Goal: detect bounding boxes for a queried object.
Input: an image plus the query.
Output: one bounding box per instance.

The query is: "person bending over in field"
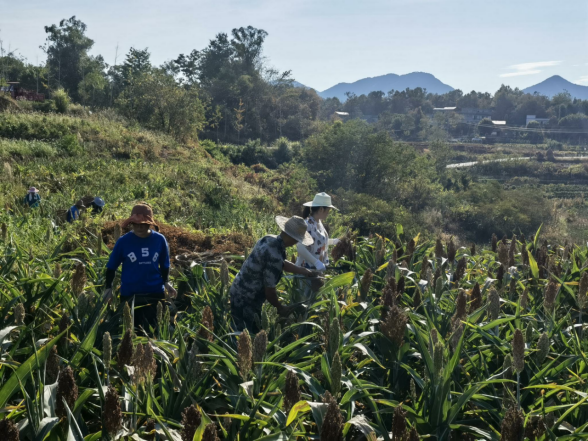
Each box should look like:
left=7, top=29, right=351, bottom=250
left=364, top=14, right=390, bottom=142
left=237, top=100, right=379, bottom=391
left=24, top=187, right=41, bottom=208
left=230, top=215, right=321, bottom=333
left=103, top=203, right=177, bottom=334
left=66, top=199, right=85, bottom=223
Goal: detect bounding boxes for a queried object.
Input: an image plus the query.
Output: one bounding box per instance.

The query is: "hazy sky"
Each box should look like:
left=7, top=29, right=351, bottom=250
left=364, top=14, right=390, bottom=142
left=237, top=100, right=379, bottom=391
left=2, top=0, right=587, bottom=93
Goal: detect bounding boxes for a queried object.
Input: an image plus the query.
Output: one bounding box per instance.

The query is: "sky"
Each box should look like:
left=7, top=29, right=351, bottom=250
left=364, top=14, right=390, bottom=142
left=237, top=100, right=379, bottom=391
left=1, top=0, right=587, bottom=93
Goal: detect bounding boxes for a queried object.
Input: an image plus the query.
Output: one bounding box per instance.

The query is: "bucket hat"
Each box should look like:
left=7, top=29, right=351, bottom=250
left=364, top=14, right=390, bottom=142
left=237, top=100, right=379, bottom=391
left=122, top=203, right=157, bottom=228
left=275, top=216, right=313, bottom=246
left=93, top=197, right=105, bottom=207
left=28, top=187, right=39, bottom=193
left=303, top=192, right=337, bottom=210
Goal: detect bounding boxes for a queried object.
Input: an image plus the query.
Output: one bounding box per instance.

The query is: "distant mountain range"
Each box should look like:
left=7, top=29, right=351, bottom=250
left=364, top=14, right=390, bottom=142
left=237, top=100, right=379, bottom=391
left=293, top=72, right=588, bottom=101
left=523, top=75, right=588, bottom=100
left=313, top=72, right=454, bottom=101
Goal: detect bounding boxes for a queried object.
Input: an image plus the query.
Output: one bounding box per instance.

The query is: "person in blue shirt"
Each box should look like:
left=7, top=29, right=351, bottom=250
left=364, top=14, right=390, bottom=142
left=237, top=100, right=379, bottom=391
left=66, top=200, right=85, bottom=223
left=24, top=187, right=41, bottom=208
left=103, top=203, right=176, bottom=334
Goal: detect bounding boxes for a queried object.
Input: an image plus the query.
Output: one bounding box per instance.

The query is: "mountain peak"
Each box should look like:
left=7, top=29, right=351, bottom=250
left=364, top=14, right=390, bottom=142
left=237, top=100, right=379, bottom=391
left=523, top=75, right=588, bottom=99
left=318, top=72, right=454, bottom=101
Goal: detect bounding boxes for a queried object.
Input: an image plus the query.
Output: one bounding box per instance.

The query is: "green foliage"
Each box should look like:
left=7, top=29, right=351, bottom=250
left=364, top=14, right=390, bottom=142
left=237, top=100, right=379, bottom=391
left=52, top=88, right=71, bottom=113
left=116, top=69, right=206, bottom=141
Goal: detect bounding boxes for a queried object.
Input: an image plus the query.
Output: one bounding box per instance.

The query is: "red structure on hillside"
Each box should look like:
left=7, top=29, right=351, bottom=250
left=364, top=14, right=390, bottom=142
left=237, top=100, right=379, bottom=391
left=1, top=82, right=44, bottom=101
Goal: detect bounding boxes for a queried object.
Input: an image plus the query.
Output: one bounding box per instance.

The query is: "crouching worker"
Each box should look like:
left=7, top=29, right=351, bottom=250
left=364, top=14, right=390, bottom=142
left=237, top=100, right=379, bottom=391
left=230, top=215, right=321, bottom=332
left=103, top=203, right=177, bottom=334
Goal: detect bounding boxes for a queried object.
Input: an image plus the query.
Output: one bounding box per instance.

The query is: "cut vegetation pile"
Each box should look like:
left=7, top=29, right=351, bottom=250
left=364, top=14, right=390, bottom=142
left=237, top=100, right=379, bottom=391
left=101, top=221, right=253, bottom=258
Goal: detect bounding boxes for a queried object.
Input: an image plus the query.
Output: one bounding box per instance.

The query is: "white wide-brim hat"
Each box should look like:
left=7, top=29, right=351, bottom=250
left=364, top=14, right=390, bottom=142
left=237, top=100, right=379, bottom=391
left=275, top=215, right=313, bottom=246
left=303, top=192, right=338, bottom=210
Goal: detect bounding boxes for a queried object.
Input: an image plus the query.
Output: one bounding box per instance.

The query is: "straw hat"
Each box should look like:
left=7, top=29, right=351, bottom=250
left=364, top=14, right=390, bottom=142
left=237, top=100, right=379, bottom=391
left=303, top=192, right=337, bottom=210
left=275, top=216, right=313, bottom=245
left=122, top=203, right=157, bottom=228
left=28, top=187, right=39, bottom=193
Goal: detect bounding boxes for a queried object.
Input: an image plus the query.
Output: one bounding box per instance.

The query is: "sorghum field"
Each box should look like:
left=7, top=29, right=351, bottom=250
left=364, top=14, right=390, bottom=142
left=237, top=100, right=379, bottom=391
left=1, top=213, right=587, bottom=441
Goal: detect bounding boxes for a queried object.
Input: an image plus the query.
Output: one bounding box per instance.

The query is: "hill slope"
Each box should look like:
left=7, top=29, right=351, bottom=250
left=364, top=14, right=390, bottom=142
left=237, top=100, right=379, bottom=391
left=318, top=72, right=454, bottom=101
left=523, top=75, right=588, bottom=99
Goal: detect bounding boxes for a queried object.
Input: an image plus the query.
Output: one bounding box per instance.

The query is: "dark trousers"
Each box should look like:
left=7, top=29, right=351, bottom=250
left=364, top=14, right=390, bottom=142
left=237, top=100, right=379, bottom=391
left=231, top=302, right=260, bottom=334
left=122, top=292, right=166, bottom=335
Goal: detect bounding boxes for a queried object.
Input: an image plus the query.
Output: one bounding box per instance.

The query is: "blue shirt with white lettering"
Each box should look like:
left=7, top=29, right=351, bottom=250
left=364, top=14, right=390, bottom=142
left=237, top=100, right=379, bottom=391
left=106, top=230, right=170, bottom=296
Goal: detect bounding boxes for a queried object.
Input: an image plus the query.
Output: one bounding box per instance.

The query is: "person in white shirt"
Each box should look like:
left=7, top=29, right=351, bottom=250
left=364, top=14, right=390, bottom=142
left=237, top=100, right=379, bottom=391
left=295, top=192, right=340, bottom=272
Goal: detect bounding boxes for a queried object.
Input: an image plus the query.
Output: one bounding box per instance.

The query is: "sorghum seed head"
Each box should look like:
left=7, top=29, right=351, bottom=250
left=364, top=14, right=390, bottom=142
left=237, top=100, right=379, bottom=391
left=470, top=282, right=482, bottom=313
left=123, top=302, right=132, bottom=333
left=103, top=332, right=112, bottom=372
left=360, top=268, right=373, bottom=299
left=145, top=419, right=156, bottom=441
left=320, top=391, right=344, bottom=441
left=329, top=317, right=341, bottom=359
left=488, top=288, right=500, bottom=320
left=56, top=366, right=78, bottom=419
left=70, top=263, right=86, bottom=297
left=284, top=370, right=301, bottom=413
left=117, top=329, right=134, bottom=369
left=537, top=332, right=550, bottom=364
left=407, top=427, right=419, bottom=441
left=13, top=303, right=25, bottom=325
left=220, top=259, right=230, bottom=286
left=238, top=329, right=252, bottom=380
left=520, top=287, right=529, bottom=310
left=46, top=345, right=60, bottom=384
left=380, top=305, right=408, bottom=347
left=433, top=342, right=444, bottom=377
left=525, top=323, right=533, bottom=344
left=53, top=263, right=62, bottom=279
left=103, top=386, right=122, bottom=436
left=454, top=290, right=467, bottom=322
left=447, top=238, right=457, bottom=263
left=201, top=423, right=220, bottom=441
left=435, top=238, right=444, bottom=259
left=521, top=243, right=529, bottom=266
left=181, top=405, right=202, bottom=441
left=253, top=330, right=268, bottom=364
left=0, top=418, right=19, bottom=441
left=199, top=306, right=214, bottom=342
left=156, top=302, right=163, bottom=324
left=498, top=242, right=509, bottom=267
left=513, top=329, right=525, bottom=374
left=330, top=352, right=342, bottom=398
left=454, top=257, right=467, bottom=283
left=500, top=406, right=524, bottom=441
left=491, top=234, right=498, bottom=253
left=392, top=404, right=407, bottom=440
left=544, top=281, right=558, bottom=314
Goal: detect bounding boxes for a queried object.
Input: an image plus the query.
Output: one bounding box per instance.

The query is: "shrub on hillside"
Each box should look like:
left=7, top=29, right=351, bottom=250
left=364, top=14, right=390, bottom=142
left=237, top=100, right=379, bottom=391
left=52, top=89, right=70, bottom=114
left=58, top=134, right=83, bottom=156
left=451, top=181, right=551, bottom=242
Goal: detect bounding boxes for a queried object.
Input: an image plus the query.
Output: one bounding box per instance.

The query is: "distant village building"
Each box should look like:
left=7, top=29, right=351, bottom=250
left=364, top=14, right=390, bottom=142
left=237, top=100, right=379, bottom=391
left=526, top=115, right=550, bottom=126
left=433, top=107, right=493, bottom=123
left=332, top=111, right=350, bottom=121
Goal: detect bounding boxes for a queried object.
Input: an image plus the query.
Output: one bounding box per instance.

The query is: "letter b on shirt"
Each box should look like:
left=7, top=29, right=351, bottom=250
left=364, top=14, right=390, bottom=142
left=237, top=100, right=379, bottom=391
left=128, top=252, right=137, bottom=262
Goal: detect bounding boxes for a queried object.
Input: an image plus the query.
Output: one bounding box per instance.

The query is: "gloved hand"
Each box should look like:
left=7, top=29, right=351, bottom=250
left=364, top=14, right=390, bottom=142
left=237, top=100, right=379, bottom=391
left=102, top=288, right=113, bottom=303
left=331, top=238, right=340, bottom=246
left=314, top=261, right=326, bottom=271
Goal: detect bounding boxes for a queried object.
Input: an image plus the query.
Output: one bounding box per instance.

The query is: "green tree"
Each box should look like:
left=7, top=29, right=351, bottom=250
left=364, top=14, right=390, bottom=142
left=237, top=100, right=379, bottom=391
left=525, top=120, right=544, bottom=144
left=477, top=118, right=494, bottom=136
left=116, top=69, right=205, bottom=141
left=43, top=16, right=104, bottom=101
